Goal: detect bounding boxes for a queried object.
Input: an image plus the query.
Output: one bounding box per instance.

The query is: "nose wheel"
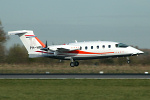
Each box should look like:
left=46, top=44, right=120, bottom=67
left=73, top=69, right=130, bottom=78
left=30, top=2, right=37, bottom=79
left=127, top=57, right=130, bottom=64
left=127, top=60, right=130, bottom=64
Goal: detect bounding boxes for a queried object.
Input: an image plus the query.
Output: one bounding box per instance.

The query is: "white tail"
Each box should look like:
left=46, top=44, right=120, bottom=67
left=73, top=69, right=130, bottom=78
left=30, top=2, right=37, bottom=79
left=8, top=30, right=46, bottom=58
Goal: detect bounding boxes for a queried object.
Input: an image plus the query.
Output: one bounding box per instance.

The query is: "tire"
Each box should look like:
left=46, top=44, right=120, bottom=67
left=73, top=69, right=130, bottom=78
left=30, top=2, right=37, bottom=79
left=74, top=61, right=79, bottom=66
left=70, top=62, right=75, bottom=67
left=127, top=60, right=130, bottom=64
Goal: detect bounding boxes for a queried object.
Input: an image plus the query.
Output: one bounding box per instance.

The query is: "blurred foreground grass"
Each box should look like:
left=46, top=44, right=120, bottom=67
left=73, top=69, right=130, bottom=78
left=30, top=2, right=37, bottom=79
left=0, top=79, right=150, bottom=100
left=0, top=63, right=150, bottom=74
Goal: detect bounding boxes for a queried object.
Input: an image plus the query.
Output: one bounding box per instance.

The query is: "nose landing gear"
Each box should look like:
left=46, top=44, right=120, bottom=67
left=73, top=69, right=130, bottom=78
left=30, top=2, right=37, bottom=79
left=127, top=57, right=130, bottom=64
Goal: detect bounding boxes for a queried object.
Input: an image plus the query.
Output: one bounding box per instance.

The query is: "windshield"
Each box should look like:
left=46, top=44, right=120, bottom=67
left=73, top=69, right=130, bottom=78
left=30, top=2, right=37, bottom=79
left=116, top=43, right=128, bottom=48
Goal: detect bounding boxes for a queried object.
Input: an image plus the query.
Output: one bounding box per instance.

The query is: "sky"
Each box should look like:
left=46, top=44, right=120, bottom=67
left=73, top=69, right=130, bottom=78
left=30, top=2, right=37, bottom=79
left=0, top=0, right=150, bottom=49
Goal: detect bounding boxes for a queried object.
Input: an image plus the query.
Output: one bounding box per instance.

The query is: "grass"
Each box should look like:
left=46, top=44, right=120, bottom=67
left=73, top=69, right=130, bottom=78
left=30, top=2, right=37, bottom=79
left=0, top=79, right=150, bottom=100
left=0, top=63, right=150, bottom=74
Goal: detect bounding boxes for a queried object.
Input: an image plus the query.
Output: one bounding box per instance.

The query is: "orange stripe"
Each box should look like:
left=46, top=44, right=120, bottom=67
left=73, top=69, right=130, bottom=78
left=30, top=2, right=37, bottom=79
left=35, top=37, right=46, bottom=47
left=68, top=50, right=114, bottom=54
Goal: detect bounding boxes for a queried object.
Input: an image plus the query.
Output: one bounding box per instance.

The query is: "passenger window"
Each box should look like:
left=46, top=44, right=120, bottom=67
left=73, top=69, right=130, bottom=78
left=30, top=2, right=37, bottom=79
left=102, top=45, right=105, bottom=48
left=97, top=46, right=99, bottom=49
left=108, top=45, right=111, bottom=48
left=80, top=46, right=82, bottom=50
left=85, top=46, right=88, bottom=50
left=91, top=46, right=93, bottom=49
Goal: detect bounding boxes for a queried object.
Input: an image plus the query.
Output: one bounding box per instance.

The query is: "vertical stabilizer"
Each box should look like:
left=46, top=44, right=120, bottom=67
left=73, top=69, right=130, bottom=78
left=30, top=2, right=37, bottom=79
left=8, top=30, right=46, bottom=58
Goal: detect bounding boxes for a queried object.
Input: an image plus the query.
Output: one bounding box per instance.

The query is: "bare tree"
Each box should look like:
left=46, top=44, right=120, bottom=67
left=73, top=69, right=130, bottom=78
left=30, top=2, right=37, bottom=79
left=0, top=20, right=9, bottom=63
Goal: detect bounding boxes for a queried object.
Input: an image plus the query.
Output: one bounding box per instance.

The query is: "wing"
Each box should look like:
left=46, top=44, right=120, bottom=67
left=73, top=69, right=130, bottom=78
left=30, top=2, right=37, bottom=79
left=57, top=48, right=70, bottom=52
left=48, top=45, right=80, bottom=52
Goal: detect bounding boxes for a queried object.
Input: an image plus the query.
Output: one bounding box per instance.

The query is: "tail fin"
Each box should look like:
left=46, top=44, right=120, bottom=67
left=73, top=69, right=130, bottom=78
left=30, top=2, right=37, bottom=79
left=8, top=30, right=46, bottom=58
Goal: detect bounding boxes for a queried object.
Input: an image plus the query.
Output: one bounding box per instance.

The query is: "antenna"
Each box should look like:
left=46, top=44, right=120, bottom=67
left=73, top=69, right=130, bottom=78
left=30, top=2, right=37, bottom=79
left=75, top=40, right=77, bottom=43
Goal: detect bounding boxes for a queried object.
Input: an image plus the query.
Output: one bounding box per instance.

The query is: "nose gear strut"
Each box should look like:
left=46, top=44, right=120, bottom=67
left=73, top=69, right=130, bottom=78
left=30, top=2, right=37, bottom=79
left=126, top=57, right=130, bottom=64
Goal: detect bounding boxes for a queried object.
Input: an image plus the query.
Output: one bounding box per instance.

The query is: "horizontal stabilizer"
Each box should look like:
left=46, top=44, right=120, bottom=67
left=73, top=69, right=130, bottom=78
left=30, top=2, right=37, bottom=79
left=8, top=30, right=29, bottom=35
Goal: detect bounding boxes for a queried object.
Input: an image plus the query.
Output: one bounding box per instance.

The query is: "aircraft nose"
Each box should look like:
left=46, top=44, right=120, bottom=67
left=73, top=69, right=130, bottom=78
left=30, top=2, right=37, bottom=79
left=137, top=50, right=144, bottom=54
left=129, top=47, right=144, bottom=55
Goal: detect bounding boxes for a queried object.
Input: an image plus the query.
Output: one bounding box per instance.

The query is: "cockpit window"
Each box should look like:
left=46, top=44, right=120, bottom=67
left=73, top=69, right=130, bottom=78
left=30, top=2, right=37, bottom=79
left=116, top=43, right=128, bottom=48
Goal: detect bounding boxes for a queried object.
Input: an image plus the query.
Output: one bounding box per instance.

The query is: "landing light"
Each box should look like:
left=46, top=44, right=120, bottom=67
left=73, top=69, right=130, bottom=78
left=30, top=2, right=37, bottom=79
left=99, top=71, right=104, bottom=74
left=145, top=72, right=149, bottom=74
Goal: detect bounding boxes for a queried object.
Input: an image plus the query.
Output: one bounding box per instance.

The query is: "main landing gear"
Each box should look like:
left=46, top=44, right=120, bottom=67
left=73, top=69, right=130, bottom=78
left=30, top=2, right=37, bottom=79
left=70, top=58, right=79, bottom=67
left=70, top=61, right=79, bottom=67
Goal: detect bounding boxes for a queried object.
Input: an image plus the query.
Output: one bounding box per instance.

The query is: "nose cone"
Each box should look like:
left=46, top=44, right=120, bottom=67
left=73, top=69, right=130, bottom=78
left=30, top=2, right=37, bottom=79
left=138, top=50, right=144, bottom=54
left=128, top=47, right=144, bottom=55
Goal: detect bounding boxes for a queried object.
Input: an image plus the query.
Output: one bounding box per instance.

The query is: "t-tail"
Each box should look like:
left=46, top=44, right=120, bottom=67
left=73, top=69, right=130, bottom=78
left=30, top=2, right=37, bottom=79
left=8, top=30, right=47, bottom=58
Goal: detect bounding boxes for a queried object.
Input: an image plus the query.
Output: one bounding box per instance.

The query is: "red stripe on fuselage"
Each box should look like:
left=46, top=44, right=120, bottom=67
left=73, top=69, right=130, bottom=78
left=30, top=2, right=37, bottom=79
left=68, top=50, right=114, bottom=55
left=25, top=35, right=35, bottom=36
left=35, top=50, right=114, bottom=55
left=35, top=51, right=53, bottom=54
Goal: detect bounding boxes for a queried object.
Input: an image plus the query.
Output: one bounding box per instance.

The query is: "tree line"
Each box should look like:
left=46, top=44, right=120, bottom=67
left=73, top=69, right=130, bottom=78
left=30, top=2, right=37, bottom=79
left=0, top=20, right=150, bottom=65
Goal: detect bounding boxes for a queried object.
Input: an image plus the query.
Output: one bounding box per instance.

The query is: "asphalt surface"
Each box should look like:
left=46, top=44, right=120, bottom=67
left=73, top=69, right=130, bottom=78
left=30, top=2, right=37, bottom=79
left=0, top=74, right=150, bottom=79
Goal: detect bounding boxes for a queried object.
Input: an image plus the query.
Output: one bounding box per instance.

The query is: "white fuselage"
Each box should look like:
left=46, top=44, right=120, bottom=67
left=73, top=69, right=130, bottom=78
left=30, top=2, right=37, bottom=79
left=46, top=41, right=143, bottom=60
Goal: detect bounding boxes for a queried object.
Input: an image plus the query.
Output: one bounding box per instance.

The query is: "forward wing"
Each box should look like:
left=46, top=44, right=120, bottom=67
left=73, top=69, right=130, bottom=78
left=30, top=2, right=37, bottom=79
left=48, top=45, right=80, bottom=52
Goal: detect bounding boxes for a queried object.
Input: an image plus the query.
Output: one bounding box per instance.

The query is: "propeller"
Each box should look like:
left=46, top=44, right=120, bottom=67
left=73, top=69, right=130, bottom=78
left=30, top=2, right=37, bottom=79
left=40, top=40, right=48, bottom=51
left=45, top=40, right=47, bottom=48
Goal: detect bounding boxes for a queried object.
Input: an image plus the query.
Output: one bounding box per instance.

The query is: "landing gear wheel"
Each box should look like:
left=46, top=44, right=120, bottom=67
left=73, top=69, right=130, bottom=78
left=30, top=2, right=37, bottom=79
left=127, top=60, right=130, bottom=64
left=70, top=62, right=75, bottom=67
left=74, top=61, right=79, bottom=66
left=126, top=57, right=130, bottom=64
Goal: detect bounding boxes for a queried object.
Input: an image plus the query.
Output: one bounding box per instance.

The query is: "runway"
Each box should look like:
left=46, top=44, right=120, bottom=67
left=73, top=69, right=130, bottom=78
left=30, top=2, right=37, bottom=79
left=0, top=74, right=150, bottom=79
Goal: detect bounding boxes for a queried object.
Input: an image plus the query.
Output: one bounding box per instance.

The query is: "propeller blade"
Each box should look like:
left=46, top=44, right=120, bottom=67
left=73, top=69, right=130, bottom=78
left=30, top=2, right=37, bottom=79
left=41, top=48, right=48, bottom=51
left=45, top=40, right=47, bottom=48
left=40, top=40, right=48, bottom=51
